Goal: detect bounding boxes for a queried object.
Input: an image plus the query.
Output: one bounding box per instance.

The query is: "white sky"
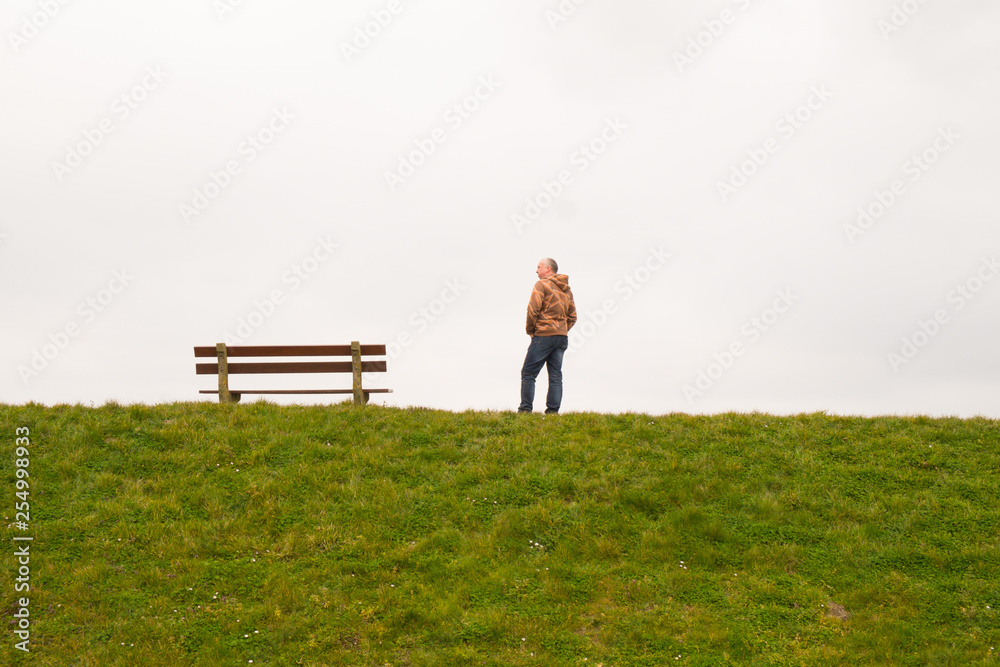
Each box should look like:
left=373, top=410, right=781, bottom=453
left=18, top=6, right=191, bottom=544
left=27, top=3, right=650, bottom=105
left=3, top=0, right=1000, bottom=417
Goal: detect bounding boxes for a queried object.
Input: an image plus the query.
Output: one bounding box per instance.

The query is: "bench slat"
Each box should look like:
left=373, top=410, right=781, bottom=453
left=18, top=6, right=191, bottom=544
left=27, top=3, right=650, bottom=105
left=193, top=344, right=386, bottom=358
left=196, top=361, right=387, bottom=375
left=199, top=389, right=393, bottom=394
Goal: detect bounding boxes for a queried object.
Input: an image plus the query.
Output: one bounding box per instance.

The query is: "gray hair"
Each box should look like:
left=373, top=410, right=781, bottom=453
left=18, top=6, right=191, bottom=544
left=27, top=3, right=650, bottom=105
left=543, top=257, right=558, bottom=273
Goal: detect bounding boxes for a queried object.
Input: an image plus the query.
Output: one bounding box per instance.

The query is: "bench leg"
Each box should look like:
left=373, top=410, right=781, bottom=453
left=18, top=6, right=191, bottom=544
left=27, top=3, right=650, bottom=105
left=351, top=341, right=365, bottom=405
left=217, top=343, right=236, bottom=404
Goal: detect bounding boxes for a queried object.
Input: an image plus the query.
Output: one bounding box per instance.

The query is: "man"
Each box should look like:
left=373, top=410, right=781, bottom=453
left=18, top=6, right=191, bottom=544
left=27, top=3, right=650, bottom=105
left=519, top=258, right=577, bottom=414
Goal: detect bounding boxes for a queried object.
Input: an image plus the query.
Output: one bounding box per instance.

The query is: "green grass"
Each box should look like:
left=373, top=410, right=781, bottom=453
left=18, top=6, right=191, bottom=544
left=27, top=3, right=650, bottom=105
left=1, top=402, right=998, bottom=665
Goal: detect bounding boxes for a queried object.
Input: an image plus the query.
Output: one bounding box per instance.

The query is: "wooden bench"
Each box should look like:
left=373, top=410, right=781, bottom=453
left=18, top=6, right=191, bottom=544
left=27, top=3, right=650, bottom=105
left=194, top=342, right=392, bottom=404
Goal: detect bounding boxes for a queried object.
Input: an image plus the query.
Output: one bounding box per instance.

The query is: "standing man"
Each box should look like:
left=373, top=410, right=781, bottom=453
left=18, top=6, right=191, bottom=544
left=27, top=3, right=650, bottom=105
left=519, top=258, right=577, bottom=414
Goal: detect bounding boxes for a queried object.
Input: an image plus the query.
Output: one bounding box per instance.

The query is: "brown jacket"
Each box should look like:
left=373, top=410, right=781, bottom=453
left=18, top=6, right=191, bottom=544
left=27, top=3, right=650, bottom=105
left=526, top=274, right=577, bottom=336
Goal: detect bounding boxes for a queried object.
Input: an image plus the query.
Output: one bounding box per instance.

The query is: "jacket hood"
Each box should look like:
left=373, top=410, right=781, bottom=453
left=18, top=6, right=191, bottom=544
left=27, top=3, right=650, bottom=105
left=546, top=273, right=571, bottom=293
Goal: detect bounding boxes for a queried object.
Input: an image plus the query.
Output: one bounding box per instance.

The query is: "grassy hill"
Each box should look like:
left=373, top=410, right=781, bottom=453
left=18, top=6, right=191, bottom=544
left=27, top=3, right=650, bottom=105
left=1, top=402, right=998, bottom=666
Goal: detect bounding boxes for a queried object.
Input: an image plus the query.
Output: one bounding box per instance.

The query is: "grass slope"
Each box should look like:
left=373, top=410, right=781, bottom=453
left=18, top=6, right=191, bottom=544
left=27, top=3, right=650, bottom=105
left=1, top=403, right=998, bottom=666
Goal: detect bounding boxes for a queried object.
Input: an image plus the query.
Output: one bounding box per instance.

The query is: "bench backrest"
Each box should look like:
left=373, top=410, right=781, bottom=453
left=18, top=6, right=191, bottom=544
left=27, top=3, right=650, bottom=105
left=194, top=342, right=387, bottom=403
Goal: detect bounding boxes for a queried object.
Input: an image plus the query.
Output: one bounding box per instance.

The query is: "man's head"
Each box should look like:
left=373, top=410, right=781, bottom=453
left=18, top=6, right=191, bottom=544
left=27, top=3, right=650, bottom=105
left=536, top=258, right=558, bottom=279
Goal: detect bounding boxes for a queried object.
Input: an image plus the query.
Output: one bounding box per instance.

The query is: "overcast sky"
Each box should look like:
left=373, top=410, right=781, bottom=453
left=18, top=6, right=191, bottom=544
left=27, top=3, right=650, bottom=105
left=3, top=0, right=999, bottom=417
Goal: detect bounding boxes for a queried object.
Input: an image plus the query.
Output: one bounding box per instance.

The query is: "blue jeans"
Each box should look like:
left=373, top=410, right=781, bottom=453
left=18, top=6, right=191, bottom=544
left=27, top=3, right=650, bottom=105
left=519, top=335, right=569, bottom=413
